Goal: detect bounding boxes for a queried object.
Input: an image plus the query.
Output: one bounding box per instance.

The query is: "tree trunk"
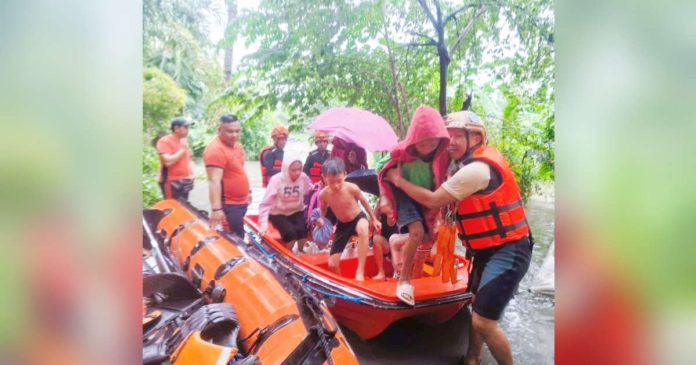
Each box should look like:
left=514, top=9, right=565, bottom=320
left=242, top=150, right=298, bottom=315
left=437, top=45, right=450, bottom=116
left=223, top=0, right=237, bottom=81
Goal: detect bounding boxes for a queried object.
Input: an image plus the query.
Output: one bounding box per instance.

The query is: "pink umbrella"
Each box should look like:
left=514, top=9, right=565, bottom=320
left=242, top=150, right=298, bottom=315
left=307, top=107, right=398, bottom=151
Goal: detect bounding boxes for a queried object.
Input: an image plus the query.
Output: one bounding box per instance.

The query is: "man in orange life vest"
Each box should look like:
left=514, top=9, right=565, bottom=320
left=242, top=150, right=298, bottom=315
left=259, top=126, right=288, bottom=188
left=386, top=111, right=533, bottom=365
left=303, top=131, right=331, bottom=184
left=156, top=117, right=195, bottom=201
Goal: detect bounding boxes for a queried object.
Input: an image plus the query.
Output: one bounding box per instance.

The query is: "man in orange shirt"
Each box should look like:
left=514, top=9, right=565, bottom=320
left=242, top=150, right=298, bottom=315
left=156, top=117, right=194, bottom=201
left=204, top=114, right=251, bottom=237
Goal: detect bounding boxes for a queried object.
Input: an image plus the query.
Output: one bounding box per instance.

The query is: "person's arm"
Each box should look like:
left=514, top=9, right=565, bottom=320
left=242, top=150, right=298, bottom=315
left=386, top=162, right=490, bottom=209
left=373, top=199, right=381, bottom=217
left=377, top=161, right=395, bottom=215
left=161, top=149, right=186, bottom=167
left=257, top=180, right=277, bottom=235
left=303, top=155, right=312, bottom=175
left=354, top=184, right=381, bottom=232
left=315, top=190, right=327, bottom=227
left=158, top=138, right=189, bottom=167
left=262, top=150, right=278, bottom=174
left=206, top=167, right=226, bottom=229
left=260, top=149, right=271, bottom=170
left=302, top=174, right=314, bottom=196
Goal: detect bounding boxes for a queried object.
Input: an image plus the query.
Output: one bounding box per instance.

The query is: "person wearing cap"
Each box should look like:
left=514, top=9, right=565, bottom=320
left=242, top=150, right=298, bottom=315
left=204, top=114, right=251, bottom=237
left=259, top=126, right=288, bottom=187
left=386, top=111, right=533, bottom=365
left=303, top=131, right=331, bottom=184
left=155, top=117, right=195, bottom=201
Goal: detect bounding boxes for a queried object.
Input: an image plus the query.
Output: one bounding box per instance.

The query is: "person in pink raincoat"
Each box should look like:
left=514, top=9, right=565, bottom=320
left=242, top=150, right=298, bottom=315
left=330, top=137, right=367, bottom=174
left=258, top=152, right=314, bottom=253
left=377, top=105, right=450, bottom=305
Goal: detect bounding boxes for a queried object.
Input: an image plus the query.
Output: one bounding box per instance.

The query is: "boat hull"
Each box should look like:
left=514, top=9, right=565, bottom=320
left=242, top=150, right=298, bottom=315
left=243, top=215, right=473, bottom=340
left=331, top=298, right=466, bottom=339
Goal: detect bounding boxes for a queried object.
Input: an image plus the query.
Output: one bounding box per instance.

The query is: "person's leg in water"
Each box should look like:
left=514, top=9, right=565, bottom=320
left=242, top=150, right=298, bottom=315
left=463, top=237, right=533, bottom=365
left=354, top=218, right=370, bottom=281
left=372, top=234, right=387, bottom=280
left=463, top=312, right=513, bottom=365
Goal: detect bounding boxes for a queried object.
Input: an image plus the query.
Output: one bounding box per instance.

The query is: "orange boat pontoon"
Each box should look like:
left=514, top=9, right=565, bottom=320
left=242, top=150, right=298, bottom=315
left=144, top=200, right=358, bottom=365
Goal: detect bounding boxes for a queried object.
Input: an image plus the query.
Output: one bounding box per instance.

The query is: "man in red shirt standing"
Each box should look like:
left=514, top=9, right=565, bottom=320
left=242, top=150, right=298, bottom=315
left=204, top=114, right=251, bottom=237
left=156, top=117, right=194, bottom=201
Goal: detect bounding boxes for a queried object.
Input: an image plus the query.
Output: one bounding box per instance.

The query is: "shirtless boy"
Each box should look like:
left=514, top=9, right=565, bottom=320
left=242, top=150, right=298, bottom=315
left=317, top=158, right=381, bottom=281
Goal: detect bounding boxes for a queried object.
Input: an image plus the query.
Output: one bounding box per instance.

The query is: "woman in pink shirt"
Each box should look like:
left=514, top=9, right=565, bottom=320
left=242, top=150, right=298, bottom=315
left=258, top=152, right=314, bottom=253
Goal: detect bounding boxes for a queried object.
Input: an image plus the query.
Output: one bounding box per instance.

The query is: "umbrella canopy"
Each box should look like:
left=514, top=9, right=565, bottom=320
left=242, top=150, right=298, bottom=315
left=345, top=169, right=379, bottom=196
left=308, top=107, right=398, bottom=152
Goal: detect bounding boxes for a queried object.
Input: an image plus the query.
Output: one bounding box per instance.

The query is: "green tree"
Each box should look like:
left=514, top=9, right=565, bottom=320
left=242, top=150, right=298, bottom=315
left=142, top=67, right=187, bottom=206
left=143, top=67, right=186, bottom=134
left=144, top=0, right=226, bottom=118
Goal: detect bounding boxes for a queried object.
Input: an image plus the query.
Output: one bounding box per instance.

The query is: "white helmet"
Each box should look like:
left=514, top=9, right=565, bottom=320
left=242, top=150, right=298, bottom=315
left=445, top=111, right=487, bottom=145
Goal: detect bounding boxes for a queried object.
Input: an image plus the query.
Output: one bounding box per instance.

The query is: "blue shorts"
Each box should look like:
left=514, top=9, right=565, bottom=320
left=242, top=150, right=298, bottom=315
left=392, top=187, right=426, bottom=234
left=469, top=235, right=533, bottom=320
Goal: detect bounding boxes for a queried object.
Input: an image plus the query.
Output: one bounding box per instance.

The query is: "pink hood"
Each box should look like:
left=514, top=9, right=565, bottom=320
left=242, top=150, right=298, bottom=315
left=377, top=105, right=450, bottom=235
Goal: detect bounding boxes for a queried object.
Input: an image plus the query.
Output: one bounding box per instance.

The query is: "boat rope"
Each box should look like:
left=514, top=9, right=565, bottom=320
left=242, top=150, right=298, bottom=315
left=303, top=285, right=364, bottom=304
left=300, top=274, right=365, bottom=304
left=240, top=314, right=300, bottom=355
left=246, top=233, right=277, bottom=260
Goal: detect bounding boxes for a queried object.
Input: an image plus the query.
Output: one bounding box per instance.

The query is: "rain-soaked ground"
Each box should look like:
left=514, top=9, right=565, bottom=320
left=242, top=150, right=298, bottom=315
left=188, top=137, right=554, bottom=364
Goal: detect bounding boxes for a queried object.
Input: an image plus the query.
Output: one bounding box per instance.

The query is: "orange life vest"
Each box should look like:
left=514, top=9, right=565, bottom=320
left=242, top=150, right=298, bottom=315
left=308, top=161, right=322, bottom=183
left=454, top=146, right=529, bottom=250
left=259, top=145, right=283, bottom=187
left=305, top=149, right=329, bottom=184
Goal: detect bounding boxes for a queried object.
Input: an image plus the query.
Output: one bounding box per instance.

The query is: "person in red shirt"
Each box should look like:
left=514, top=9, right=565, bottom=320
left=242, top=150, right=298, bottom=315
left=156, top=117, right=194, bottom=201
left=204, top=114, right=251, bottom=237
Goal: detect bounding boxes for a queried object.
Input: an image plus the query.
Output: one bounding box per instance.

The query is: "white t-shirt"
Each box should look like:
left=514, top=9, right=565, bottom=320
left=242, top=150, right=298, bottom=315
left=440, top=161, right=491, bottom=201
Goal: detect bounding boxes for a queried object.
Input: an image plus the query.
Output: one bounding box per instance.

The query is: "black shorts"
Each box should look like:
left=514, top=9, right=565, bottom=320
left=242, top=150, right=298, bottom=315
left=330, top=212, right=367, bottom=255
left=269, top=211, right=307, bottom=242
left=469, top=235, right=533, bottom=320
left=378, top=214, right=397, bottom=240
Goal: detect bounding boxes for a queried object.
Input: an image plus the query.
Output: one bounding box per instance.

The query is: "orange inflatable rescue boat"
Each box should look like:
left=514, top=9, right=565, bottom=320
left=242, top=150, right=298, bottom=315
left=243, top=215, right=474, bottom=340
left=143, top=200, right=358, bottom=365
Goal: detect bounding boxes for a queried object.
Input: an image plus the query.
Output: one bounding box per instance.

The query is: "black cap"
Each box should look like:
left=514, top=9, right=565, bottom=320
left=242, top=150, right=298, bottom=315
left=171, top=117, right=193, bottom=129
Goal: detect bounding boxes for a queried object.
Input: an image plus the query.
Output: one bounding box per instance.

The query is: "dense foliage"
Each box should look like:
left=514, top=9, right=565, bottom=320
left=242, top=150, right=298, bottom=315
left=143, top=0, right=554, bottom=204
left=142, top=67, right=187, bottom=206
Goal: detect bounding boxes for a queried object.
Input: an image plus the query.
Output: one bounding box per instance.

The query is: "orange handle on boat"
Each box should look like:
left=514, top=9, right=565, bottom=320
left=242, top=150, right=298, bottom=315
left=433, top=221, right=458, bottom=284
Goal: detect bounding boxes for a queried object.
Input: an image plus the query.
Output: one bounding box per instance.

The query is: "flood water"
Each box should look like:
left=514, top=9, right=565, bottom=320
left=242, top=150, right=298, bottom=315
left=343, top=198, right=555, bottom=365
left=188, top=136, right=554, bottom=364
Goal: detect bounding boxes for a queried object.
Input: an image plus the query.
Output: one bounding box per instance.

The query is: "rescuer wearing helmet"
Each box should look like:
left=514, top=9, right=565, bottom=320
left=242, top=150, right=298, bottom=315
left=303, top=131, right=331, bottom=184
left=386, top=110, right=533, bottom=365
left=259, top=126, right=289, bottom=188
